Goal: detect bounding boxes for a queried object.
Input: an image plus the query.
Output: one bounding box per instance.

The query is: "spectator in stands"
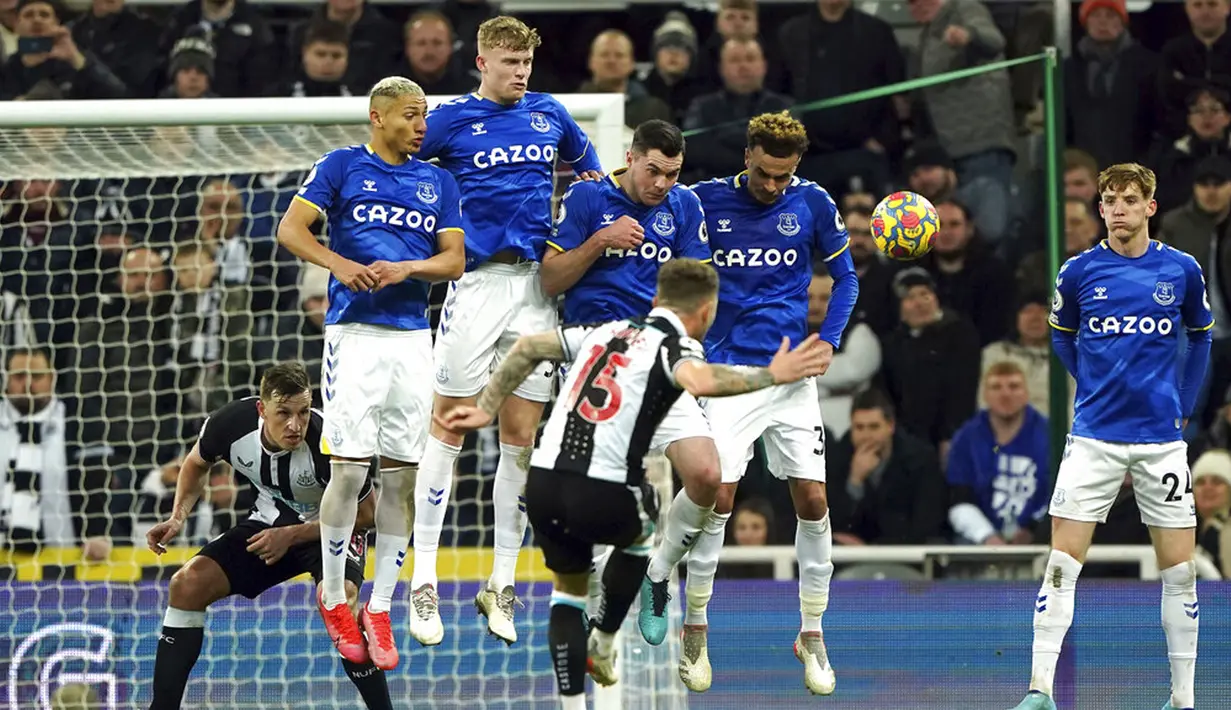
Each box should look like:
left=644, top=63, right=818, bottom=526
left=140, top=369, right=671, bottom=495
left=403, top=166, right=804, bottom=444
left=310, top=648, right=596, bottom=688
left=579, top=30, right=672, bottom=129
left=946, top=361, right=1050, bottom=545
left=682, top=38, right=792, bottom=182
left=169, top=243, right=225, bottom=433
left=76, top=247, right=176, bottom=462
left=810, top=269, right=880, bottom=440
left=1064, top=147, right=1101, bottom=204
left=718, top=496, right=776, bottom=578
left=0, top=0, right=126, bottom=100
left=2, top=347, right=112, bottom=559
left=1151, top=85, right=1231, bottom=212
left=0, top=0, right=15, bottom=62
left=695, top=0, right=769, bottom=88
left=910, top=0, right=1016, bottom=245
left=287, top=0, right=398, bottom=94
left=160, top=0, right=275, bottom=97
left=915, top=198, right=1014, bottom=346
left=642, top=11, right=706, bottom=124
left=1160, top=156, right=1231, bottom=337
left=902, top=140, right=1011, bottom=248
left=978, top=292, right=1056, bottom=416
left=1190, top=389, right=1231, bottom=462
left=1158, top=0, right=1231, bottom=140
left=273, top=262, right=328, bottom=408
left=878, top=267, right=981, bottom=462
left=195, top=179, right=249, bottom=287
left=277, top=20, right=357, bottom=98
left=1064, top=0, right=1159, bottom=169
left=777, top=0, right=905, bottom=199
left=826, top=389, right=948, bottom=546
left=843, top=205, right=897, bottom=337
left=69, top=0, right=160, bottom=98
left=1192, top=449, right=1231, bottom=573
left=439, top=0, right=496, bottom=67
left=1017, top=197, right=1101, bottom=296
left=396, top=10, right=477, bottom=96
left=159, top=34, right=216, bottom=99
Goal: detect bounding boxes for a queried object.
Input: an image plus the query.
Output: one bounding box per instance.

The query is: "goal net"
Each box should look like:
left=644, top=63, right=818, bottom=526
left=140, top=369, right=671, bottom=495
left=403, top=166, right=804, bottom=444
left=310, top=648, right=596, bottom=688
left=0, top=95, right=685, bottom=709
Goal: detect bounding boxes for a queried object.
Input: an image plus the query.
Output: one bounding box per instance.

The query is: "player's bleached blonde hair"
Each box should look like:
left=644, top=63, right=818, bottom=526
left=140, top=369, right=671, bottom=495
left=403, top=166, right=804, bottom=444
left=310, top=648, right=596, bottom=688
left=477, top=16, right=542, bottom=53
left=747, top=111, right=808, bottom=158
left=1098, top=162, right=1157, bottom=201
left=656, top=259, right=720, bottom=313
left=368, top=76, right=425, bottom=108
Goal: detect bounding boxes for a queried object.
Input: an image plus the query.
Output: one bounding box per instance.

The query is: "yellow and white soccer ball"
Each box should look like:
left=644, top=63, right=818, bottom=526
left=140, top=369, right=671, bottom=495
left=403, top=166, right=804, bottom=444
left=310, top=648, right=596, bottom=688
left=870, top=191, right=940, bottom=260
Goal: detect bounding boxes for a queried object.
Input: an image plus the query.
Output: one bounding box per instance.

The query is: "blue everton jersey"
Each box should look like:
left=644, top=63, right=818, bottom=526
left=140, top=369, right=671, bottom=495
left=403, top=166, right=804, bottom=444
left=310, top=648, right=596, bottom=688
left=295, top=145, right=463, bottom=331
left=947, top=407, right=1051, bottom=535
left=1049, top=240, right=1215, bottom=443
left=419, top=92, right=602, bottom=267
left=546, top=170, right=711, bottom=324
left=692, top=174, right=857, bottom=365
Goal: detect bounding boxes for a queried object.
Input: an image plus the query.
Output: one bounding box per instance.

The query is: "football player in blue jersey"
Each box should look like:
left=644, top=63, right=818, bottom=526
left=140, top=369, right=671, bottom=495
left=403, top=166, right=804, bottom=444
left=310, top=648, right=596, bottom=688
left=543, top=119, right=726, bottom=656
left=411, top=16, right=605, bottom=646
left=277, top=76, right=467, bottom=670
left=1010, top=163, right=1213, bottom=710
left=679, top=112, right=857, bottom=696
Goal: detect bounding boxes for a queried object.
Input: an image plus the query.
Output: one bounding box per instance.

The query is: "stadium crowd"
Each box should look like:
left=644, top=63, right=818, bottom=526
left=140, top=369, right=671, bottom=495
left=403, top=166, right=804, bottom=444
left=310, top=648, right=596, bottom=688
left=0, top=0, right=1230, bottom=578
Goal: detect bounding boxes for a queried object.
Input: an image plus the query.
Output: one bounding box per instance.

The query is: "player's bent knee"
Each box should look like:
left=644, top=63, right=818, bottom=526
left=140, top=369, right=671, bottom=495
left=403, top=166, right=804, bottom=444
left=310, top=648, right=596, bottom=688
left=170, top=558, right=228, bottom=610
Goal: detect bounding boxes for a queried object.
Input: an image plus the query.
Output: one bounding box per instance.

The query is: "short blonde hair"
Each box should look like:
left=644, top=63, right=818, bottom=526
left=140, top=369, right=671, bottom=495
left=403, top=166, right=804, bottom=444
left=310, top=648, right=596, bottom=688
left=747, top=110, right=808, bottom=158
left=477, top=16, right=541, bottom=53
left=984, top=360, right=1026, bottom=382
left=1098, top=162, right=1157, bottom=201
left=368, top=76, right=425, bottom=107
left=656, top=258, right=719, bottom=312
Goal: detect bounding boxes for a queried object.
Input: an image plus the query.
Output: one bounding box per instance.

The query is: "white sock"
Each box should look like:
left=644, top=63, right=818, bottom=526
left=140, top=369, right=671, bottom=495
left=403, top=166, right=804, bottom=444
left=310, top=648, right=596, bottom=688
left=1161, top=560, right=1198, bottom=709
left=561, top=693, right=587, bottom=710
left=491, top=442, right=531, bottom=591
left=684, top=511, right=729, bottom=626
left=163, top=607, right=206, bottom=628
left=1029, top=549, right=1082, bottom=697
left=647, top=490, right=714, bottom=583
left=797, top=514, right=833, bottom=634
left=368, top=466, right=414, bottom=614
left=319, top=460, right=369, bottom=608
left=411, top=436, right=460, bottom=589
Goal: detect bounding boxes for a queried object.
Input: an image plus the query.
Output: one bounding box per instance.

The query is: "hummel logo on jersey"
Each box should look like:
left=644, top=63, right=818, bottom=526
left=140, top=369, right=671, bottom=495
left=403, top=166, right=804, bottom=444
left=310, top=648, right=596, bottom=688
left=717, top=219, right=732, bottom=233
left=600, top=213, right=615, bottom=226
left=471, top=122, right=486, bottom=135
left=1093, top=286, right=1108, bottom=300
left=777, top=212, right=801, bottom=236
left=362, top=179, right=377, bottom=192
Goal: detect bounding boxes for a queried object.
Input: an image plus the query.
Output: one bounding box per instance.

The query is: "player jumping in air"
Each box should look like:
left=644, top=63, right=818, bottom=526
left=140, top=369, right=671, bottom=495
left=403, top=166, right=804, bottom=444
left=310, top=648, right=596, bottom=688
left=277, top=77, right=467, bottom=669
left=439, top=258, right=832, bottom=708
left=682, top=111, right=858, bottom=695
left=543, top=119, right=725, bottom=648
left=147, top=363, right=393, bottom=710
left=411, top=15, right=604, bottom=646
left=1010, top=163, right=1213, bottom=710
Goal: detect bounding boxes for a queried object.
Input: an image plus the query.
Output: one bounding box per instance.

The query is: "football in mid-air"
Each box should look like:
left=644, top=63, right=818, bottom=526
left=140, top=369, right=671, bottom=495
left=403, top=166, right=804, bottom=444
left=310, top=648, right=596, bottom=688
left=871, top=191, right=940, bottom=260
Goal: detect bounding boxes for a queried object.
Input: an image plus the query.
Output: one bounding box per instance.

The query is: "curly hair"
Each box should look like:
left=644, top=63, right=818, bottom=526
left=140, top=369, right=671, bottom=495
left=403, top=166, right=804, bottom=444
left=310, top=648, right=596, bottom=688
left=747, top=111, right=808, bottom=158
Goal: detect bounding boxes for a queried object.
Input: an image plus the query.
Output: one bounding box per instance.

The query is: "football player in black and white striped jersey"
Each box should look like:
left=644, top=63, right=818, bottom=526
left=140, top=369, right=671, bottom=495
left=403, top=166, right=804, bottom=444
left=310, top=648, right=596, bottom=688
left=145, top=363, right=392, bottom=710
left=440, top=259, right=830, bottom=707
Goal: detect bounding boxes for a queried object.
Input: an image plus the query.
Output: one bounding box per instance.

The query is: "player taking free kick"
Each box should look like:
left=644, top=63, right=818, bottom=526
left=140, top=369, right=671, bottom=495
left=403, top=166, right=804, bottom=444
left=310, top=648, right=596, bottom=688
left=1010, top=163, right=1213, bottom=710
left=438, top=259, right=832, bottom=708
left=411, top=15, right=604, bottom=647
left=277, top=77, right=467, bottom=670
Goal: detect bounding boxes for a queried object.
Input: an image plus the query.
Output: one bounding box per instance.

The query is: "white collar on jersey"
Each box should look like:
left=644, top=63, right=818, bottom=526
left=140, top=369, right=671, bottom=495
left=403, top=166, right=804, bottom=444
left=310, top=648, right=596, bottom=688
left=649, top=306, right=689, bottom=336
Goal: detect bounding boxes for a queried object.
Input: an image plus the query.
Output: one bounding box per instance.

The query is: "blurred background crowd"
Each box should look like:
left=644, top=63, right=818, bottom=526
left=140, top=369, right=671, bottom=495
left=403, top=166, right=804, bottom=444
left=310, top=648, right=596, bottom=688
left=0, top=0, right=1230, bottom=578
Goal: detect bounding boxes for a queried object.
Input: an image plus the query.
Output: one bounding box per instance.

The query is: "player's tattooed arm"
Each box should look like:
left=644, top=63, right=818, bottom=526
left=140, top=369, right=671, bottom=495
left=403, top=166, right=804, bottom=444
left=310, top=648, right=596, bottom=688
left=476, top=333, right=566, bottom=417
left=675, top=361, right=775, bottom=397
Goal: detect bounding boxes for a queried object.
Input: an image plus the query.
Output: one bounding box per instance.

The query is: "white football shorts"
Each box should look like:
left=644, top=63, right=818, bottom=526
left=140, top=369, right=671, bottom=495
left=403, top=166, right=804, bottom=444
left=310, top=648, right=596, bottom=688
left=703, top=376, right=827, bottom=484
left=1049, top=435, right=1196, bottom=528
left=649, top=392, right=712, bottom=452
left=433, top=262, right=557, bottom=403
left=321, top=323, right=432, bottom=463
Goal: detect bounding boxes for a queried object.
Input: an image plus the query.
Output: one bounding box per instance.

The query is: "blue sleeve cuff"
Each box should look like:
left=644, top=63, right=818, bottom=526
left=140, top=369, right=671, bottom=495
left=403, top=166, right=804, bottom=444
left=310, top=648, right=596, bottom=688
left=1180, top=327, right=1213, bottom=417
left=1051, top=329, right=1078, bottom=378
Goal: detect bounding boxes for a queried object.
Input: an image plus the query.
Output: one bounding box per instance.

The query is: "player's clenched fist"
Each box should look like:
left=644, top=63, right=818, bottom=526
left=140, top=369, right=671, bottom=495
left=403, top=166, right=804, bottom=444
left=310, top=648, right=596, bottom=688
left=595, top=215, right=644, bottom=251
left=369, top=260, right=411, bottom=290
left=434, top=406, right=492, bottom=434
left=767, top=335, right=832, bottom=383
left=330, top=256, right=380, bottom=292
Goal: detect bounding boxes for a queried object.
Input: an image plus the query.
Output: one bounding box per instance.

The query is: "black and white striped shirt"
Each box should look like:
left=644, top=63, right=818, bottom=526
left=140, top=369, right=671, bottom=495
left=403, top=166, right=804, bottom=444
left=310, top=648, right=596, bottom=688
left=531, top=307, right=705, bottom=486
left=197, top=397, right=373, bottom=527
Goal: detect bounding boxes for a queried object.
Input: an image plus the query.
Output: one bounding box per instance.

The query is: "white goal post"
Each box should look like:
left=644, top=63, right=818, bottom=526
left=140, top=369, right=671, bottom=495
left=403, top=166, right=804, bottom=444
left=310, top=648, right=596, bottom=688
left=0, top=93, right=697, bottom=710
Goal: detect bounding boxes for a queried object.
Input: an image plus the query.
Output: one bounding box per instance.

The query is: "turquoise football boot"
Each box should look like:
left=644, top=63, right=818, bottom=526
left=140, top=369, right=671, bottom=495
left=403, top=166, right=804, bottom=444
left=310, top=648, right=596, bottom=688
left=637, top=575, right=670, bottom=645
left=1008, top=691, right=1057, bottom=710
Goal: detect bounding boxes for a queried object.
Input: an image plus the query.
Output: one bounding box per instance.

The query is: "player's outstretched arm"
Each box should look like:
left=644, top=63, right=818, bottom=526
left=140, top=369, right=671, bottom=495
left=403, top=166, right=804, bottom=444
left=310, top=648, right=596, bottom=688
left=438, top=332, right=566, bottom=432
left=675, top=335, right=831, bottom=398
left=146, top=443, right=211, bottom=554
left=278, top=199, right=379, bottom=292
